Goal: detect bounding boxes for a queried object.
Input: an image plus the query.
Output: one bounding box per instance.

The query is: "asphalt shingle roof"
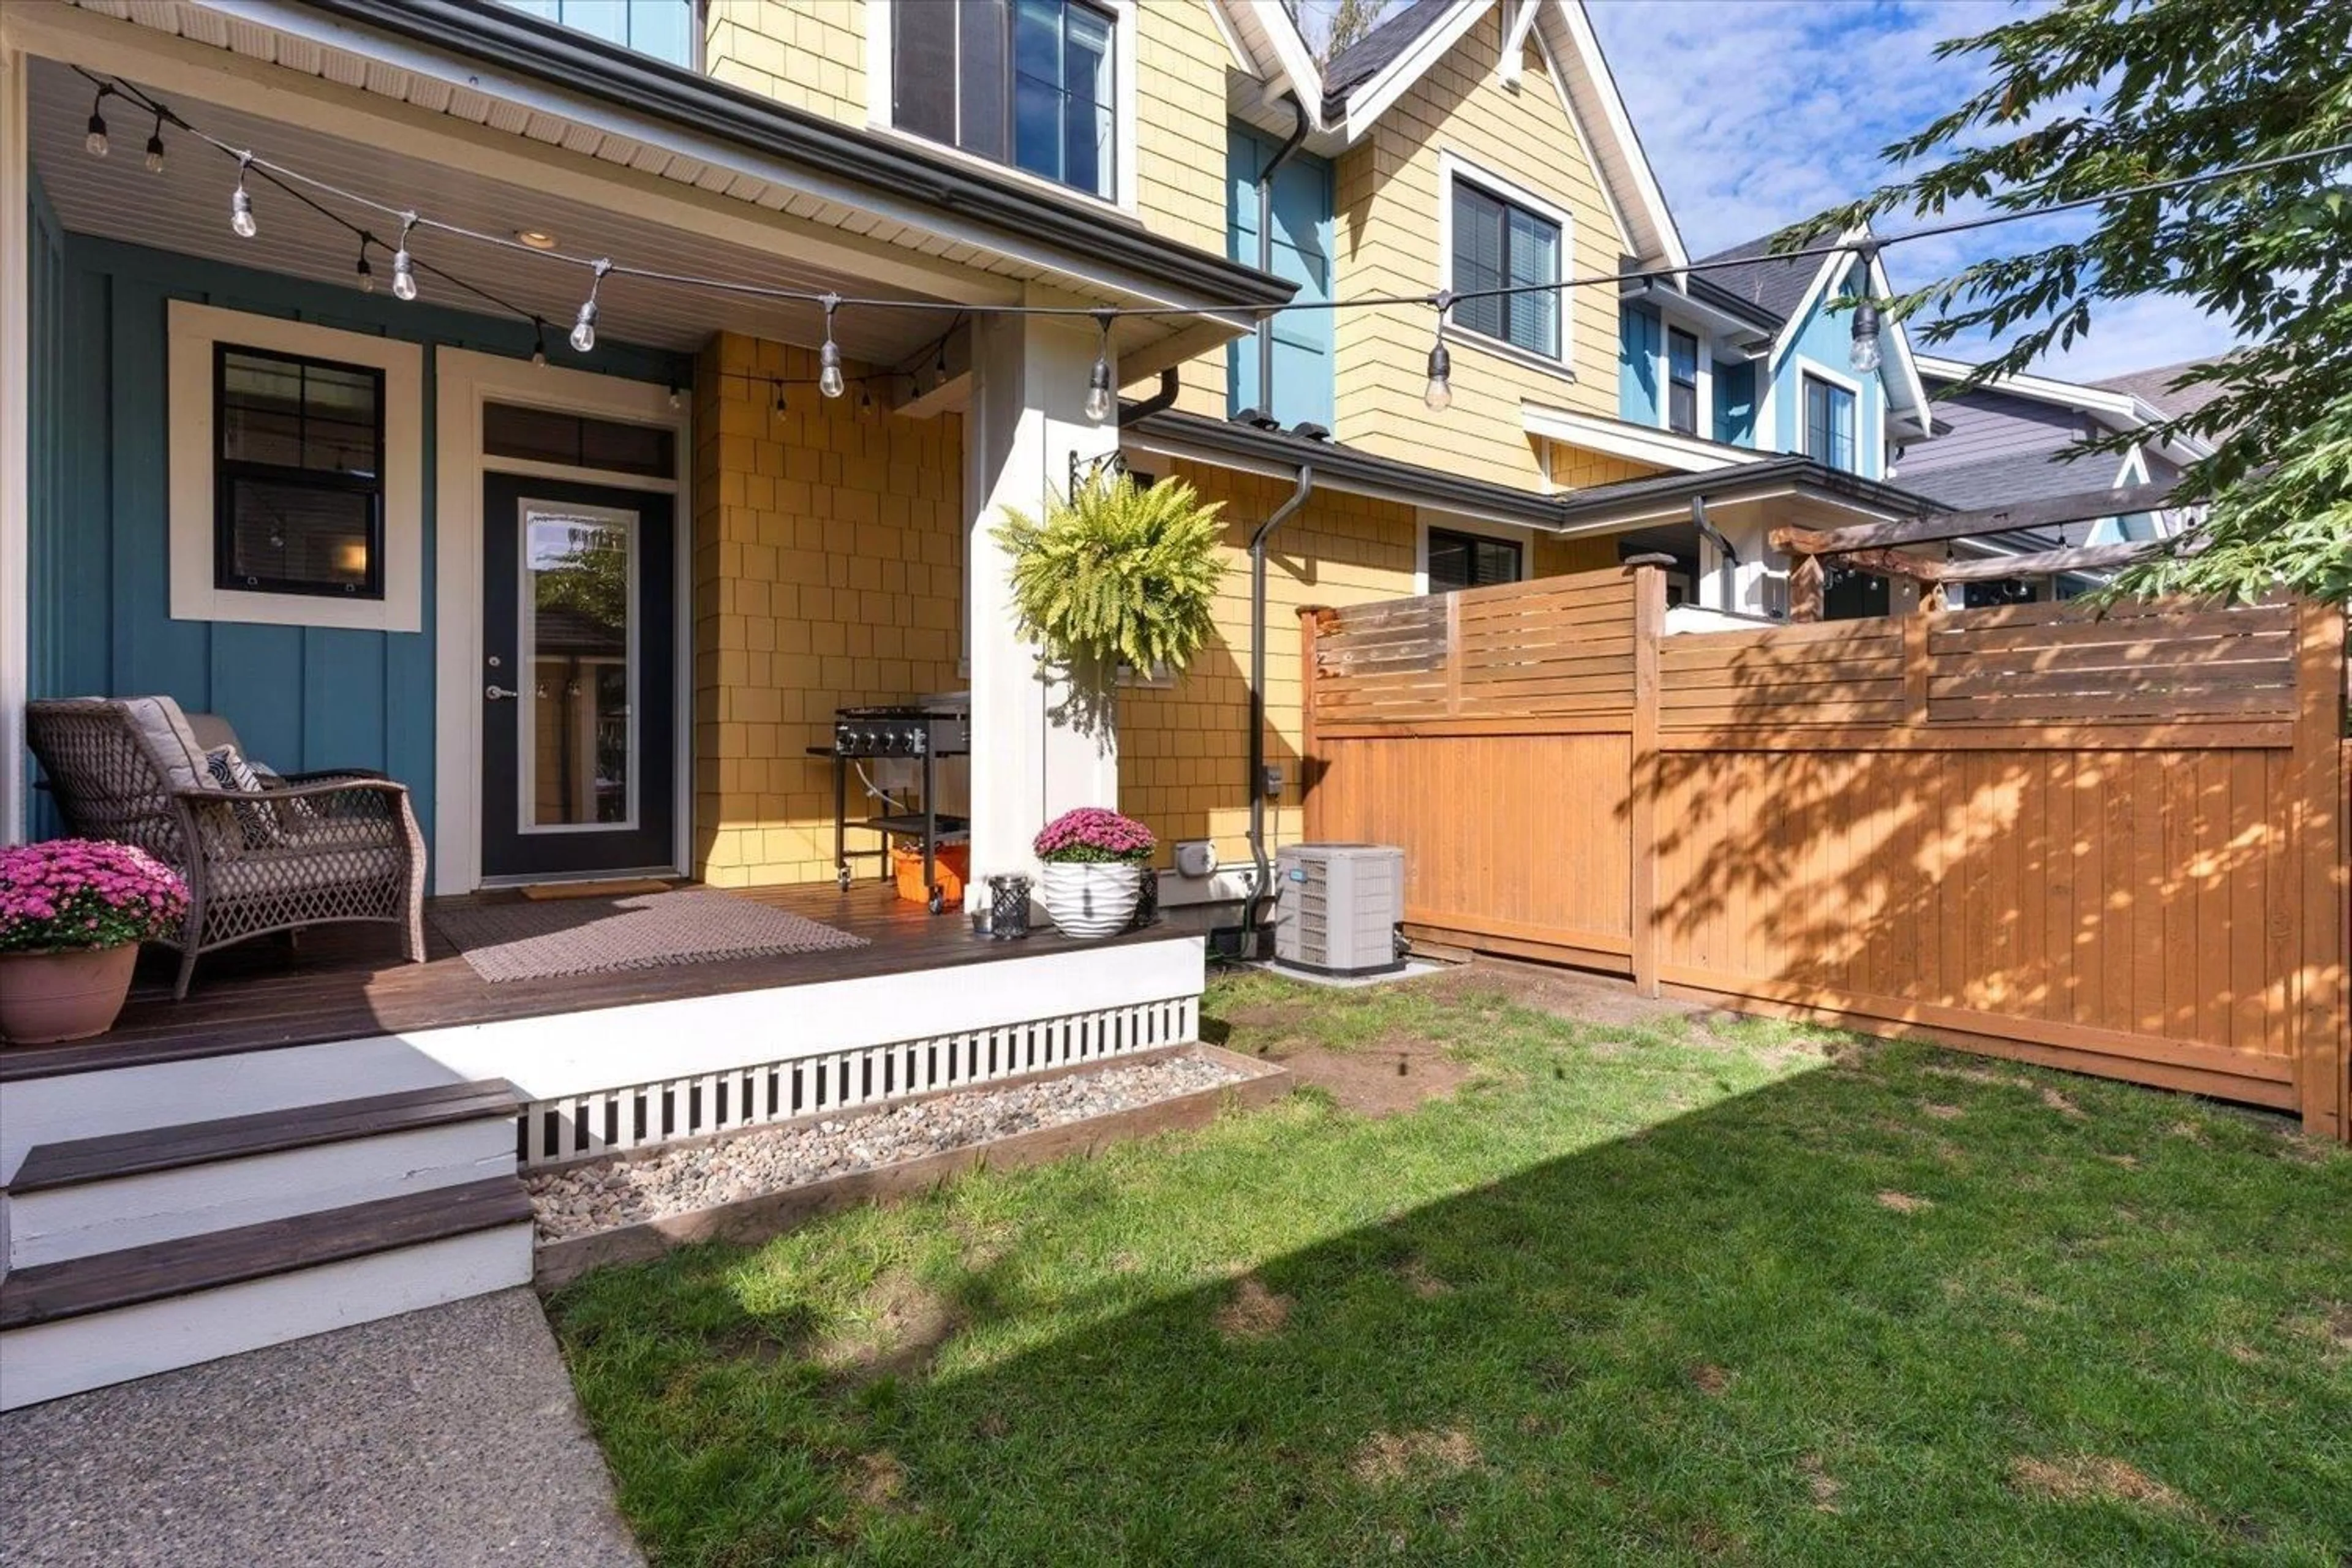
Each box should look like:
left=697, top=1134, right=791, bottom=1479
left=1903, top=448, right=2112, bottom=516
left=1319, top=0, right=1459, bottom=115
left=2090, top=358, right=2233, bottom=422
left=1689, top=233, right=1824, bottom=327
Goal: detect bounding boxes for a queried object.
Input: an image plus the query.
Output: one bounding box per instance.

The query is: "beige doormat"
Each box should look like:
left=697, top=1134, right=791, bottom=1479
left=429, top=889, right=867, bottom=982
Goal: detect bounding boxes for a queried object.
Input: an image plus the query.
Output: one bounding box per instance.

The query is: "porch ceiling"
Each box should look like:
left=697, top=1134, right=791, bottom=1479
left=26, top=58, right=950, bottom=364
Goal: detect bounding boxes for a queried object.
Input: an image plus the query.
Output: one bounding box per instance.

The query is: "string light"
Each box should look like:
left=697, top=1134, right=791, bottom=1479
left=529, top=317, right=549, bottom=368
left=70, top=64, right=2352, bottom=426
left=228, top=155, right=256, bottom=238
left=772, top=378, right=788, bottom=418
left=354, top=233, right=375, bottom=294
left=1423, top=291, right=1453, bottom=413
left=818, top=294, right=845, bottom=398
left=391, top=214, right=418, bottom=301
left=1084, top=311, right=1115, bottom=423
left=668, top=383, right=683, bottom=411
left=1849, top=243, right=1884, bottom=374
left=571, top=259, right=610, bottom=353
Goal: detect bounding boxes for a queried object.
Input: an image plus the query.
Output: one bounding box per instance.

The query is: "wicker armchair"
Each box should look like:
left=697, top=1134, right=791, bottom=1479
left=25, top=697, right=426, bottom=999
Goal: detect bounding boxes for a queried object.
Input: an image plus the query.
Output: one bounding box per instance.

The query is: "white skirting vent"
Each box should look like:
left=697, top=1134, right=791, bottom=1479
left=516, top=993, right=1200, bottom=1167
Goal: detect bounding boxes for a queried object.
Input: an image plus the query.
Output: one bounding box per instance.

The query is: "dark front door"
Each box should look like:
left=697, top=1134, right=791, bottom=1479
left=481, top=474, right=676, bottom=880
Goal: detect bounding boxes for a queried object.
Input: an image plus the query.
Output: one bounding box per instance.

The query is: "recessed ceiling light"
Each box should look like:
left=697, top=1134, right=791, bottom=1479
left=515, top=230, right=558, bottom=251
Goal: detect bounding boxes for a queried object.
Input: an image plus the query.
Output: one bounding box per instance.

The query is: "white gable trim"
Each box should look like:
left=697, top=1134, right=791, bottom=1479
left=1338, top=2, right=1491, bottom=139
left=1766, top=241, right=1933, bottom=443
left=1543, top=0, right=1686, bottom=269
left=1523, top=401, right=1749, bottom=475
left=1528, top=17, right=1632, bottom=253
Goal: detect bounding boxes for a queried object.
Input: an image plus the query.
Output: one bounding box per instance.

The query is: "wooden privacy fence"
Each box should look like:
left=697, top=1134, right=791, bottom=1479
left=1298, top=568, right=2350, bottom=1140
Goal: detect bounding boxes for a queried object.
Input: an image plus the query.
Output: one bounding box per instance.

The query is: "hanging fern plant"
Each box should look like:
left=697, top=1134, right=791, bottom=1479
left=993, top=473, right=1227, bottom=676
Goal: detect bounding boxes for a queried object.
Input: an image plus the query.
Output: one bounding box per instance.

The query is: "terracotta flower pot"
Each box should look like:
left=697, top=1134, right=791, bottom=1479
left=1039, top=862, right=1143, bottom=939
left=0, top=944, right=140, bottom=1046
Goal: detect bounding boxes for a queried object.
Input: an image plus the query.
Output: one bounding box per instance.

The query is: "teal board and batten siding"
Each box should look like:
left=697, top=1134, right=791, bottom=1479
left=25, top=232, right=688, bottom=846
left=1226, top=124, right=1334, bottom=429
left=23, top=178, right=67, bottom=831
left=1618, top=301, right=1661, bottom=426
left=1767, top=258, right=1883, bottom=480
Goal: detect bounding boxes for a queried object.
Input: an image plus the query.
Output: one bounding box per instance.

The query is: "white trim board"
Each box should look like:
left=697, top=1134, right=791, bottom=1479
left=1521, top=401, right=1746, bottom=475
left=0, top=42, right=28, bottom=843
left=432, top=348, right=692, bottom=895
left=166, top=303, right=426, bottom=632
left=0, top=936, right=1209, bottom=1174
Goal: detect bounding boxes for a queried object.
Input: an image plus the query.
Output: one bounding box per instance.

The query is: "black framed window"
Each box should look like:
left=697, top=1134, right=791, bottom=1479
left=893, top=0, right=1116, bottom=200
left=1427, top=528, right=1521, bottom=594
left=1667, top=327, right=1699, bottom=435
left=1803, top=374, right=1858, bottom=473
left=214, top=345, right=385, bottom=600
left=1450, top=179, right=1561, bottom=359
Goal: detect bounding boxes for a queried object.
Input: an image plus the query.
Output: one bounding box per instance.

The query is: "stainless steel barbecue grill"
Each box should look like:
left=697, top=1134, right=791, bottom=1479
left=809, top=695, right=970, bottom=912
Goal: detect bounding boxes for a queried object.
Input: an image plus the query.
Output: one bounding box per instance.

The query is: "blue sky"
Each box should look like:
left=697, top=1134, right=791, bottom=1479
left=1578, top=0, right=2237, bottom=380
left=1301, top=0, right=2238, bottom=382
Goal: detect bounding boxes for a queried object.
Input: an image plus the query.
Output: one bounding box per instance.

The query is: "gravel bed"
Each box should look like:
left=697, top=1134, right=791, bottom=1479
left=527, top=1053, right=1245, bottom=1242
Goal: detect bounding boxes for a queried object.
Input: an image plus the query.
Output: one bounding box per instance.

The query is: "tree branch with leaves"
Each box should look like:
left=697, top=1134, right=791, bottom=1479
left=1785, top=0, right=2352, bottom=603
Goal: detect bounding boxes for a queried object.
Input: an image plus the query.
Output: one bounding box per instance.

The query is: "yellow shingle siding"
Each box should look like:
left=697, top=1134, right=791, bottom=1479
left=692, top=331, right=965, bottom=888
left=1118, top=462, right=1417, bottom=868
left=705, top=1, right=868, bottom=125
left=1329, top=10, right=1623, bottom=488
left=1547, top=443, right=1662, bottom=492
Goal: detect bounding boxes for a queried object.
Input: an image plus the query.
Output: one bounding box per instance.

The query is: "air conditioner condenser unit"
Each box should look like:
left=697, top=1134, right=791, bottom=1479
left=1273, top=843, right=1406, bottom=978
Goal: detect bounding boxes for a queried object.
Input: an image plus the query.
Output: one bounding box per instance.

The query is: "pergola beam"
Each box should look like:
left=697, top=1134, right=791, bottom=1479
left=1772, top=481, right=2180, bottom=556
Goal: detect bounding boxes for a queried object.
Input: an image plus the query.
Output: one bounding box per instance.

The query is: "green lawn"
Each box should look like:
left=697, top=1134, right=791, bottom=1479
left=549, top=967, right=2352, bottom=1566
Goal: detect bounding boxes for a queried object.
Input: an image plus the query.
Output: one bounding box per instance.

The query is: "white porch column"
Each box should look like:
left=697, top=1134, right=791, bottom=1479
left=0, top=39, right=29, bottom=845
left=962, top=309, right=1119, bottom=897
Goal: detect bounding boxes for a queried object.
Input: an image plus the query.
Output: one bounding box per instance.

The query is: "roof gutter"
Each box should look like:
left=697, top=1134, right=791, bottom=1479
left=298, top=0, right=1297, bottom=311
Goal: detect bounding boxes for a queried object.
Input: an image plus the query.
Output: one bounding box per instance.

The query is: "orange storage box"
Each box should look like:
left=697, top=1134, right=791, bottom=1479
left=892, top=842, right=968, bottom=906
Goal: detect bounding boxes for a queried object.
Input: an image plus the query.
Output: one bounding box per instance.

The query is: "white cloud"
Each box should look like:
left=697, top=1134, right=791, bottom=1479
left=1584, top=0, right=2241, bottom=383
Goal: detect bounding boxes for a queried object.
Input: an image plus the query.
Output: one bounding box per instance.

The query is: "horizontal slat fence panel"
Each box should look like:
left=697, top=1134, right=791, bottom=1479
left=1308, top=568, right=1637, bottom=728
left=1298, top=571, right=2346, bottom=1140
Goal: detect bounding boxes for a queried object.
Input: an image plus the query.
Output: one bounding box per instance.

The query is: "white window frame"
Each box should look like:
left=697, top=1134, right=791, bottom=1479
left=167, top=301, right=423, bottom=632
left=1436, top=150, right=1575, bottom=381
left=865, top=0, right=1140, bottom=217
left=1415, top=510, right=1533, bottom=595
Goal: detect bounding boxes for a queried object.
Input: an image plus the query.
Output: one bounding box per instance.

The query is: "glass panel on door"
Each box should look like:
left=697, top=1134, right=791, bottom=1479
left=521, top=503, right=636, bottom=831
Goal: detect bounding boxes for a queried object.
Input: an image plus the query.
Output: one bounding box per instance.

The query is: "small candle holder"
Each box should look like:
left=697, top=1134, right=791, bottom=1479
left=984, top=873, right=1033, bottom=940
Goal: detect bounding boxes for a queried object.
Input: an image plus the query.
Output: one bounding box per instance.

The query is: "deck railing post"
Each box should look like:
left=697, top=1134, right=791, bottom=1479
left=1627, top=559, right=1665, bottom=998
left=1902, top=605, right=1933, bottom=728
left=2291, top=597, right=2350, bottom=1142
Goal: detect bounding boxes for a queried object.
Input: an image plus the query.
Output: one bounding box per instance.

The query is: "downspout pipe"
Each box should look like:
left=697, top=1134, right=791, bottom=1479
left=1117, top=368, right=1181, bottom=426
left=1691, top=495, right=1739, bottom=610
left=1254, top=95, right=1313, bottom=414
left=1240, top=464, right=1316, bottom=944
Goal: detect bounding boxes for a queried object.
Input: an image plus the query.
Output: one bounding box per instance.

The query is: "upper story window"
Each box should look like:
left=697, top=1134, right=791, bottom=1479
left=1427, top=527, right=1523, bottom=592
left=214, top=346, right=385, bottom=600
left=1449, top=175, right=1562, bottom=361
left=1667, top=327, right=1699, bottom=436
left=892, top=0, right=1117, bottom=200
left=499, top=0, right=699, bottom=70
left=1804, top=374, right=1858, bottom=473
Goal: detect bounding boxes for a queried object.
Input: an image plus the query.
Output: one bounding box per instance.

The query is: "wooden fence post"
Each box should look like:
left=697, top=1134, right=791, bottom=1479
left=1789, top=552, right=1825, bottom=623
left=1902, top=605, right=1932, bottom=727
left=1297, top=605, right=1327, bottom=843
left=2292, top=598, right=2349, bottom=1142
left=1627, top=560, right=1665, bottom=997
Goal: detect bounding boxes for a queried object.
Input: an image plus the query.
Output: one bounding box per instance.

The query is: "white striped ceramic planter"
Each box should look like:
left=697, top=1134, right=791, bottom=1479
left=1039, top=862, right=1143, bottom=939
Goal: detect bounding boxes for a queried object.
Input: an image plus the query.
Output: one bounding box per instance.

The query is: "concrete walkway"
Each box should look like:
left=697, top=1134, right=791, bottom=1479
left=1, top=1290, right=643, bottom=1568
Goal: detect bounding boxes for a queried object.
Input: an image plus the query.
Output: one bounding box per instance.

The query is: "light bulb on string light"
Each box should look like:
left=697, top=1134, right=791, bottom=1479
left=529, top=318, right=549, bottom=369
left=1848, top=242, right=1883, bottom=374
left=818, top=295, right=846, bottom=398
left=144, top=115, right=167, bottom=174
left=354, top=235, right=375, bottom=295
left=391, top=214, right=418, bottom=302
left=1422, top=290, right=1454, bottom=412
left=229, top=156, right=257, bottom=238
left=84, top=88, right=110, bottom=157
left=571, top=259, right=611, bottom=353
left=1083, top=311, right=1115, bottom=423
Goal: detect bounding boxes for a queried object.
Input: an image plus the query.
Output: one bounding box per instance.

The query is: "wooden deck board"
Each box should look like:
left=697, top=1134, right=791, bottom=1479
left=3, top=884, right=1183, bottom=1082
